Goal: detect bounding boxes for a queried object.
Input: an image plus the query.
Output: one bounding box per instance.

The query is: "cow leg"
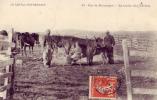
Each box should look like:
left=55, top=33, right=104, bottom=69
left=86, top=57, right=89, bottom=65
left=46, top=60, right=51, bottom=67
left=21, top=47, right=24, bottom=56
left=24, top=46, right=27, bottom=56
left=29, top=46, right=31, bottom=53
left=89, top=56, right=93, bottom=65
left=101, top=53, right=104, bottom=65
left=101, top=52, right=108, bottom=65
left=21, top=45, right=23, bottom=56
left=87, top=56, right=91, bottom=65
left=20, top=44, right=23, bottom=56
left=67, top=46, right=71, bottom=55
left=31, top=46, right=33, bottom=53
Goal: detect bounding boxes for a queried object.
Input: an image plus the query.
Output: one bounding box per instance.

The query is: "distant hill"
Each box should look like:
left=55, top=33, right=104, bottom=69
left=36, top=29, right=157, bottom=40
left=46, top=29, right=157, bottom=40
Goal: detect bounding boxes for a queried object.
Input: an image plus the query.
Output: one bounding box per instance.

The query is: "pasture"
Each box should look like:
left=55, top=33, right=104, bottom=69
left=11, top=45, right=157, bottom=100
left=1, top=30, right=157, bottom=100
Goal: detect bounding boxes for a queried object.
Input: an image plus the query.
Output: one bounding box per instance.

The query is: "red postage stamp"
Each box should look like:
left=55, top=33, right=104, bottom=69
left=89, top=76, right=117, bottom=99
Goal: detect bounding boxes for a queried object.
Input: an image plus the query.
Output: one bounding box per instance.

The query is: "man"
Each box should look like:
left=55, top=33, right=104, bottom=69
left=104, top=31, right=115, bottom=64
left=68, top=42, right=82, bottom=64
left=43, top=29, right=51, bottom=48
left=42, top=29, right=54, bottom=67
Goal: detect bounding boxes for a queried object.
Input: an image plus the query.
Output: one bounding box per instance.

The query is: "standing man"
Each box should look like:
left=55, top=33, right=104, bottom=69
left=104, top=31, right=115, bottom=64
left=42, top=29, right=54, bottom=67
left=43, top=29, right=51, bottom=48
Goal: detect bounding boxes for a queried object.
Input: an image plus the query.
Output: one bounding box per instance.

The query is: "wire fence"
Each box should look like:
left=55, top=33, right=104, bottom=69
left=114, top=34, right=157, bottom=57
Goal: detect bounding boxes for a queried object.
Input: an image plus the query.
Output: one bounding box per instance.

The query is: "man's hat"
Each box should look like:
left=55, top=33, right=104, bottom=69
left=45, top=29, right=51, bottom=35
left=106, top=31, right=110, bottom=34
left=46, top=29, right=51, bottom=32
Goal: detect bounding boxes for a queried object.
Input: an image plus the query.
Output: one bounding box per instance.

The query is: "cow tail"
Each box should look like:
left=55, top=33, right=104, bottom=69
left=93, top=48, right=96, bottom=55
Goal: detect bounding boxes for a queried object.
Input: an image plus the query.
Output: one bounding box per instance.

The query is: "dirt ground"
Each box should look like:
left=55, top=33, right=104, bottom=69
left=11, top=46, right=157, bottom=100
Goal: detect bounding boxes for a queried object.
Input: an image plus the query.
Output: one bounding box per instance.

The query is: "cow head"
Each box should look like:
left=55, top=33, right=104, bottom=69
left=95, top=37, right=104, bottom=48
left=61, top=38, right=73, bottom=55
left=31, top=33, right=39, bottom=44
left=51, top=35, right=63, bottom=48
left=0, top=30, right=8, bottom=36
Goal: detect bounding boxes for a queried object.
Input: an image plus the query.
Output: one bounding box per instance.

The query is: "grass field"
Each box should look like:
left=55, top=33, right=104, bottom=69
left=8, top=46, right=157, bottom=100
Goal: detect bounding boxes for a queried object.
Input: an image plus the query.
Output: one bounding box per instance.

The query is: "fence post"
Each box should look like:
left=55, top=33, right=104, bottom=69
left=6, top=28, right=14, bottom=100
left=10, top=28, right=15, bottom=100
left=122, top=39, right=132, bottom=100
left=6, top=28, right=13, bottom=56
left=3, top=65, right=10, bottom=100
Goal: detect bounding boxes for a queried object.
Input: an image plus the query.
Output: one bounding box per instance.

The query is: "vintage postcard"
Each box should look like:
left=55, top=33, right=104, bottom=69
left=0, top=0, right=157, bottom=100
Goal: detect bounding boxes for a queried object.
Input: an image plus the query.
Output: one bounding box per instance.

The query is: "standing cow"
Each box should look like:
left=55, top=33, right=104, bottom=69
left=70, top=37, right=108, bottom=65
left=43, top=35, right=108, bottom=65
left=61, top=37, right=98, bottom=65
left=17, top=32, right=39, bottom=56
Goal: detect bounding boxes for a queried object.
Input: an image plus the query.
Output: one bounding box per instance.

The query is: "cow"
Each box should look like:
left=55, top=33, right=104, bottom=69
left=17, top=32, right=39, bottom=56
left=0, top=30, right=39, bottom=56
left=0, top=30, right=8, bottom=36
left=62, top=37, right=108, bottom=65
left=52, top=36, right=99, bottom=65
left=82, top=39, right=97, bottom=65
left=43, top=34, right=108, bottom=65
left=95, top=37, right=108, bottom=64
left=31, top=33, right=39, bottom=44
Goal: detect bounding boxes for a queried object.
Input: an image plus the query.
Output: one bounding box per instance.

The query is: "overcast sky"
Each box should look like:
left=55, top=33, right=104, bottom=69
left=0, top=0, right=157, bottom=33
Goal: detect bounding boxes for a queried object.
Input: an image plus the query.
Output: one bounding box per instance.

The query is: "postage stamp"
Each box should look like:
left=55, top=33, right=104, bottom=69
left=89, top=76, right=117, bottom=99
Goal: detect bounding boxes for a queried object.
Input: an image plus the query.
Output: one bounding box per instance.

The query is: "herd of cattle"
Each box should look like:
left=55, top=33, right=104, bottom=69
left=0, top=30, right=109, bottom=65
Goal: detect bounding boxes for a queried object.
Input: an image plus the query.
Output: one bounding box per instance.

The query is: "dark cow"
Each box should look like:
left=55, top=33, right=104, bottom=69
left=81, top=39, right=97, bottom=65
left=31, top=33, right=39, bottom=44
left=50, top=35, right=100, bottom=65
left=76, top=37, right=108, bottom=65
left=0, top=30, right=39, bottom=56
left=67, top=37, right=108, bottom=65
left=95, top=37, right=108, bottom=64
left=0, top=30, right=8, bottom=36
left=17, top=32, right=39, bottom=56
left=44, top=34, right=108, bottom=65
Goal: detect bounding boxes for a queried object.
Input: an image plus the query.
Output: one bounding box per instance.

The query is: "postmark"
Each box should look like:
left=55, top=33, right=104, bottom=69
left=89, top=76, right=117, bottom=99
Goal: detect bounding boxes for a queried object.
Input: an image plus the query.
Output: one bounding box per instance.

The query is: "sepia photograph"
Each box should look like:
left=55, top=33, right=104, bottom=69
left=0, top=0, right=157, bottom=100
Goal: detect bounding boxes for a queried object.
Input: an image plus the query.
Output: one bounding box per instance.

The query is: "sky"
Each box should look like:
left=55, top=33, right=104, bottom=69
left=0, top=0, right=157, bottom=33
